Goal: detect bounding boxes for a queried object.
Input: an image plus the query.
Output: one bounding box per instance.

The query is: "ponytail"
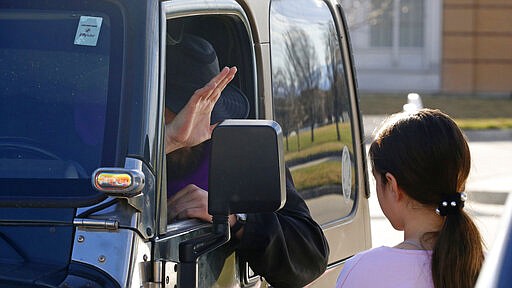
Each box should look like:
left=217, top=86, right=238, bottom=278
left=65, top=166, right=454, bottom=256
left=431, top=211, right=484, bottom=288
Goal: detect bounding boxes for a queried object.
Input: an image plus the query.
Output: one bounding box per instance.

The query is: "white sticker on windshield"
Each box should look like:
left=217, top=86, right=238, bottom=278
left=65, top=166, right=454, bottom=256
left=74, top=16, right=103, bottom=46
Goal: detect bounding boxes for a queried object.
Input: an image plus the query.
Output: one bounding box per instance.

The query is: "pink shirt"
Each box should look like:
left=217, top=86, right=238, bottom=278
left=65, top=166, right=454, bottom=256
left=336, top=246, right=433, bottom=288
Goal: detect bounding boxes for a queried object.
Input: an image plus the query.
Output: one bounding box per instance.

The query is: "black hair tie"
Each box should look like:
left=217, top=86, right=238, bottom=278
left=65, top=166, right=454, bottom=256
left=435, top=192, right=467, bottom=216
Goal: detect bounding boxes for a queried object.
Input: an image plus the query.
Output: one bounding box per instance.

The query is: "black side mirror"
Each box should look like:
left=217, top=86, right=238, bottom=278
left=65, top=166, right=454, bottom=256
left=179, top=120, right=286, bottom=287
left=208, top=119, right=286, bottom=215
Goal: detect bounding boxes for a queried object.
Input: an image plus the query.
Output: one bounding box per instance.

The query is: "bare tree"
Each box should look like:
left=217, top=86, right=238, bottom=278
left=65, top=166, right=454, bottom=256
left=283, top=28, right=321, bottom=143
left=273, top=68, right=302, bottom=152
left=324, top=23, right=342, bottom=141
left=341, top=0, right=394, bottom=30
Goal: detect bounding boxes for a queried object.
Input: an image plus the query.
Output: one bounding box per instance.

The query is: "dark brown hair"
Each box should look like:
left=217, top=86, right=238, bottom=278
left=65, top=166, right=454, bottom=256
left=369, top=109, right=484, bottom=288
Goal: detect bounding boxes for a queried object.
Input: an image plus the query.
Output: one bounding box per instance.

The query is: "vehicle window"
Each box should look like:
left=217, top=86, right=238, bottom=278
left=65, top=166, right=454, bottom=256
left=165, top=15, right=255, bottom=117
left=163, top=13, right=256, bottom=287
left=0, top=1, right=123, bottom=201
left=163, top=14, right=255, bottom=214
left=270, top=0, right=357, bottom=225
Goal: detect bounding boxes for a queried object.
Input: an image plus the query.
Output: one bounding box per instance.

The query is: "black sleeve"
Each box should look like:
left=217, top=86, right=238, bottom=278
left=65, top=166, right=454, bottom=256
left=236, top=168, right=329, bottom=288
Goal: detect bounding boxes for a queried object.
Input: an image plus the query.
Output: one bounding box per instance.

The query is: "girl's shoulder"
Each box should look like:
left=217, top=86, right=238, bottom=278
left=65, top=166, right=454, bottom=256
left=343, top=246, right=431, bottom=275
left=354, top=246, right=431, bottom=260
left=336, top=247, right=433, bottom=288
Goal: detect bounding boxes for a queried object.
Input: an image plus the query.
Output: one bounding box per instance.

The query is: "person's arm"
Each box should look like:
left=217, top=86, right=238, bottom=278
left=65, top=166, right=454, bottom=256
left=236, top=168, right=329, bottom=288
left=166, top=164, right=329, bottom=286
left=334, top=253, right=362, bottom=288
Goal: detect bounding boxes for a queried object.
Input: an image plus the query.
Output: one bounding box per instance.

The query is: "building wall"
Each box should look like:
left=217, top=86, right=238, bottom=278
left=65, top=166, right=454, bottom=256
left=346, top=0, right=443, bottom=94
left=443, top=0, right=512, bottom=95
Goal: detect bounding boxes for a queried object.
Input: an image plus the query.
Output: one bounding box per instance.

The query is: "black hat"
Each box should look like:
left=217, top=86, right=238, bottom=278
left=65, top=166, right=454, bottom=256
left=165, top=34, right=249, bottom=124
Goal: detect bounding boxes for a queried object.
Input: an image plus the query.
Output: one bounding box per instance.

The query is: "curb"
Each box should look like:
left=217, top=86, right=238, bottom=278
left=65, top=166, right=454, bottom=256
left=469, top=191, right=510, bottom=205
left=464, top=129, right=512, bottom=142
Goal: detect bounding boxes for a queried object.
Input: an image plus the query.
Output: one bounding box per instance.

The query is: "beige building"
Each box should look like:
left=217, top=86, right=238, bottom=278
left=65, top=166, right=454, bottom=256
left=443, top=0, right=512, bottom=95
left=344, top=0, right=512, bottom=96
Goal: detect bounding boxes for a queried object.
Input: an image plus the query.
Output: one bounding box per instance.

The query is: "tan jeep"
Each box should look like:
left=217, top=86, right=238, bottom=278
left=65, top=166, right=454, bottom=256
left=0, top=0, right=371, bottom=287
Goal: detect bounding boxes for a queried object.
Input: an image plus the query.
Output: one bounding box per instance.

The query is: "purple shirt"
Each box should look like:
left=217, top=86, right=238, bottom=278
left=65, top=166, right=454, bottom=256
left=167, top=144, right=210, bottom=197
left=336, top=246, right=433, bottom=288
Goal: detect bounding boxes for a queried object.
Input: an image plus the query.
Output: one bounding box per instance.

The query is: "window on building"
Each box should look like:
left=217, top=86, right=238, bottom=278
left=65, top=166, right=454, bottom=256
left=370, top=0, right=424, bottom=48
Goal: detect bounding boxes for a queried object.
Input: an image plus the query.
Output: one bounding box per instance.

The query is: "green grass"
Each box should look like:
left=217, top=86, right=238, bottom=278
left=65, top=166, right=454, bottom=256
left=291, top=161, right=341, bottom=190
left=284, top=123, right=352, bottom=153
left=284, top=141, right=342, bottom=162
left=455, top=118, right=512, bottom=130
left=283, top=123, right=352, bottom=163
left=359, top=94, right=512, bottom=129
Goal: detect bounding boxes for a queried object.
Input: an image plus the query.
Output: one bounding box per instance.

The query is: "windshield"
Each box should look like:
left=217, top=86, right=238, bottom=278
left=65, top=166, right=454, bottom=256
left=0, top=2, right=122, bottom=205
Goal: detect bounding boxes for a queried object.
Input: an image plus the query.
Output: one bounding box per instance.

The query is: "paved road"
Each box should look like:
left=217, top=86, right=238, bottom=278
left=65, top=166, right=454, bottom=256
left=363, top=116, right=512, bottom=251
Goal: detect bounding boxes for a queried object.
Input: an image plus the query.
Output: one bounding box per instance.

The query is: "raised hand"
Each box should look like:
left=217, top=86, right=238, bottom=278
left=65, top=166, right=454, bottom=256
left=165, top=66, right=237, bottom=154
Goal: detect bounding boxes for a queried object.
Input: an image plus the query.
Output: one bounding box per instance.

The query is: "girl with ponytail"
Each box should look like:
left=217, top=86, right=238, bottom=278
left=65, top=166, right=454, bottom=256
left=336, top=109, right=484, bottom=288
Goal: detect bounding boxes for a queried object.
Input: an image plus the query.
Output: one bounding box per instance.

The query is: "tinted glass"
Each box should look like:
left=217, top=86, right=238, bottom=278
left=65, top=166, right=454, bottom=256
left=0, top=1, right=122, bottom=202
left=270, top=0, right=357, bottom=224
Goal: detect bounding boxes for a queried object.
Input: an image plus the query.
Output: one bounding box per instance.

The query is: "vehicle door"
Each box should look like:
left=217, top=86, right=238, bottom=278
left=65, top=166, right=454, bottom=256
left=269, top=0, right=372, bottom=286
left=154, top=1, right=263, bottom=287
